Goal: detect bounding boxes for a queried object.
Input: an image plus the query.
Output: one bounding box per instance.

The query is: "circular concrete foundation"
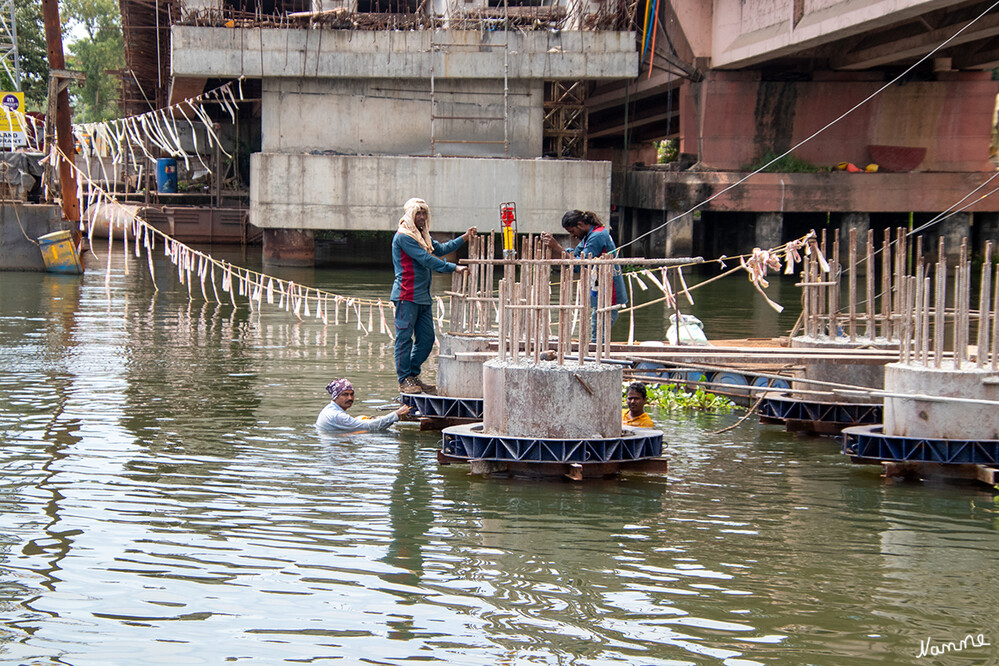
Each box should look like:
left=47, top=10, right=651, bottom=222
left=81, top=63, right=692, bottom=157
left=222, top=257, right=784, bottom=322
left=790, top=335, right=897, bottom=401
left=438, top=333, right=493, bottom=398
left=883, top=362, right=999, bottom=440
left=482, top=360, right=622, bottom=439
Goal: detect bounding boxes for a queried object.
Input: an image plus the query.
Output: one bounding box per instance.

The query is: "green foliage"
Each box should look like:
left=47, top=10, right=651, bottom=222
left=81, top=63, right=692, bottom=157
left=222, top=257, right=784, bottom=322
left=64, top=0, right=124, bottom=122
left=632, top=382, right=735, bottom=413
left=656, top=139, right=677, bottom=164
left=742, top=149, right=822, bottom=173
left=3, top=0, right=48, bottom=110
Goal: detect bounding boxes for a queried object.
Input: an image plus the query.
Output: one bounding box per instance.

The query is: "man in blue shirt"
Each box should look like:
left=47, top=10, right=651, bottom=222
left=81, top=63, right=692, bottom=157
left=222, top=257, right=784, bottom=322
left=542, top=209, right=628, bottom=343
left=391, top=198, right=475, bottom=394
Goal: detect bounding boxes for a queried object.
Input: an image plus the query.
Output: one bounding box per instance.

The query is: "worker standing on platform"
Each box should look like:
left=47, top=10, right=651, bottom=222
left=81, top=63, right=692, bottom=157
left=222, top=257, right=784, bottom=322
left=623, top=382, right=655, bottom=428
left=391, top=197, right=475, bottom=395
left=541, top=209, right=628, bottom=343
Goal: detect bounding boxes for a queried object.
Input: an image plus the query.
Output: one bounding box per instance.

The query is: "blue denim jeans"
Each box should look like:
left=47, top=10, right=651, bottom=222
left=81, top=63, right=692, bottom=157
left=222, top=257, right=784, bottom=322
left=393, top=300, right=435, bottom=382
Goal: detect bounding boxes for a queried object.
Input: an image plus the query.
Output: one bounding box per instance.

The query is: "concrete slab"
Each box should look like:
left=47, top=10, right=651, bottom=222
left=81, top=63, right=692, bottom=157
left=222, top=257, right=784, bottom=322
left=250, top=153, right=612, bottom=234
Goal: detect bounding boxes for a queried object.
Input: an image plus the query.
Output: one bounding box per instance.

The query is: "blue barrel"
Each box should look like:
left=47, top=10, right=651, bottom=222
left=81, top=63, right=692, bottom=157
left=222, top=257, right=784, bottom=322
left=156, top=157, right=178, bottom=193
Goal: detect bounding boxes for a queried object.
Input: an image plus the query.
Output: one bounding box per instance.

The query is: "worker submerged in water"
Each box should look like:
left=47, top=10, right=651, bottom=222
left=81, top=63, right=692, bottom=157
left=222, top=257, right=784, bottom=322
left=623, top=381, right=655, bottom=428
left=316, top=378, right=410, bottom=432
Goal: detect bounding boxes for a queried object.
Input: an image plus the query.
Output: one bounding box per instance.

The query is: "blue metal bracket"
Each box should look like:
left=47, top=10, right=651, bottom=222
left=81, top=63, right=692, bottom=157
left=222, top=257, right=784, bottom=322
left=441, top=423, right=665, bottom=464
left=401, top=393, right=483, bottom=419
left=842, top=424, right=999, bottom=465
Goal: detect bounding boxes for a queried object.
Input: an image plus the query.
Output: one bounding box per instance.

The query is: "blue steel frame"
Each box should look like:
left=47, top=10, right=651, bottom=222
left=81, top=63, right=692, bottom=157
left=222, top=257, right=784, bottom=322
left=759, top=395, right=882, bottom=426
left=401, top=394, right=483, bottom=419
left=842, top=425, right=999, bottom=465
left=441, top=425, right=664, bottom=464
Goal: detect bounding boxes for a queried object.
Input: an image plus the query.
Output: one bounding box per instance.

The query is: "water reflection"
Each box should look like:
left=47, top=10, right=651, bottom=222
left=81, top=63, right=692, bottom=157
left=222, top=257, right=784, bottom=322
left=0, top=254, right=997, bottom=665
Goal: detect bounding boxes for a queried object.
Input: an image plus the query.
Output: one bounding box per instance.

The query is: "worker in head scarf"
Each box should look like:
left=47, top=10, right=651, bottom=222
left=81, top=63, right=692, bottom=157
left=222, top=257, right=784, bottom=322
left=390, top=198, right=476, bottom=395
left=316, top=378, right=410, bottom=432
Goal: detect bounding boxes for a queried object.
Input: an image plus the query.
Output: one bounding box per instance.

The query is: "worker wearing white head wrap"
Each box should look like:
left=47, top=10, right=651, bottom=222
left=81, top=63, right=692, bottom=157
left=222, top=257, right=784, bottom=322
left=397, top=198, right=435, bottom=253
left=390, top=198, right=476, bottom=394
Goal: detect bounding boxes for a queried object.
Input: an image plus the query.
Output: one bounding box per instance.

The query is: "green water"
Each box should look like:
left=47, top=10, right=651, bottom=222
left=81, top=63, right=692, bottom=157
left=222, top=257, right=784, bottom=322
left=0, top=250, right=997, bottom=665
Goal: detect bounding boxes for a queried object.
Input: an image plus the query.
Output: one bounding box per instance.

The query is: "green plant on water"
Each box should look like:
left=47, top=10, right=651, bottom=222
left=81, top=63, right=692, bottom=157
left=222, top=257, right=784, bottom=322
left=742, top=150, right=822, bottom=173
left=628, top=382, right=735, bottom=413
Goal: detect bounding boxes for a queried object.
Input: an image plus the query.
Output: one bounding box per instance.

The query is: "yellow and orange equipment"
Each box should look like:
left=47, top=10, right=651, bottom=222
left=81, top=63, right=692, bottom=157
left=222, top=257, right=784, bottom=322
left=500, top=202, right=517, bottom=259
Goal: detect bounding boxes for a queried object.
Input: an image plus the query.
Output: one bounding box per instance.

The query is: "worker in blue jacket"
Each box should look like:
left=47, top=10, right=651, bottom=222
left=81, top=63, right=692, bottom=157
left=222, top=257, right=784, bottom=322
left=391, top=198, right=475, bottom=394
left=542, top=209, right=628, bottom=343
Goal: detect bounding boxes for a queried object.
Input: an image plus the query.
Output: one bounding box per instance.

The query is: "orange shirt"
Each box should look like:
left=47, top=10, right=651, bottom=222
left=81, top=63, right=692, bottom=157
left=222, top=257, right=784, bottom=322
left=622, top=409, right=654, bottom=428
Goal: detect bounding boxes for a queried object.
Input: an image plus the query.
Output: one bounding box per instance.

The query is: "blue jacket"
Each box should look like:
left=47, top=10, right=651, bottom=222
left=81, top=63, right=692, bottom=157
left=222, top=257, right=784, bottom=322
left=572, top=225, right=628, bottom=306
left=390, top=233, right=465, bottom=305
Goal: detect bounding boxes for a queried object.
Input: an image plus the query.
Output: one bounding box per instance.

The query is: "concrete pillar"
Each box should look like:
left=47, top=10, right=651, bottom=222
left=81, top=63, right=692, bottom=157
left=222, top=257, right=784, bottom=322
left=755, top=212, right=782, bottom=250
left=938, top=212, right=971, bottom=262
left=883, top=362, right=999, bottom=439
left=834, top=212, right=870, bottom=267
left=482, top=360, right=622, bottom=438
left=438, top=333, right=492, bottom=398
left=263, top=229, right=315, bottom=266
left=665, top=211, right=693, bottom=257
left=975, top=212, right=999, bottom=259
left=828, top=213, right=871, bottom=246
left=642, top=208, right=668, bottom=257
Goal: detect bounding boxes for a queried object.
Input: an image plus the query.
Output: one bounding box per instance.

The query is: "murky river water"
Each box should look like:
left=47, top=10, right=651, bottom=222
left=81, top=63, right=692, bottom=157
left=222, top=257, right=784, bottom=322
left=1, top=250, right=998, bottom=665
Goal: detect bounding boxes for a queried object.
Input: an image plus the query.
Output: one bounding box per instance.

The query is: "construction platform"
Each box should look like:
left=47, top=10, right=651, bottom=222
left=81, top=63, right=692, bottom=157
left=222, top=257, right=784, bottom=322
left=759, top=392, right=882, bottom=436
left=439, top=423, right=667, bottom=480
left=400, top=392, right=483, bottom=431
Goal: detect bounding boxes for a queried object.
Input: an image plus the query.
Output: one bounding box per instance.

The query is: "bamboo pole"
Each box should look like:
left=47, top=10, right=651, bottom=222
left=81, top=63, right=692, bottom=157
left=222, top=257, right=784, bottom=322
left=848, top=229, right=857, bottom=342
left=977, top=241, right=992, bottom=368
left=865, top=229, right=875, bottom=339
left=829, top=230, right=840, bottom=338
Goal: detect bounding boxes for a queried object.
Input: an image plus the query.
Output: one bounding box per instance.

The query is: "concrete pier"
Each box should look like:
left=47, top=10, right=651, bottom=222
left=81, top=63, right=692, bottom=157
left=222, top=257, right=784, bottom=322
left=790, top=336, right=896, bottom=399
left=883, top=363, right=999, bottom=440
left=482, top=360, right=622, bottom=439
left=438, top=333, right=493, bottom=399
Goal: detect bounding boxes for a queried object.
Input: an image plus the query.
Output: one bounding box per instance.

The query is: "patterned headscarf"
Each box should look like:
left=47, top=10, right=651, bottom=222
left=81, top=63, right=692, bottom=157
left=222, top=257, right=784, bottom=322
left=326, top=378, right=353, bottom=400
left=397, top=197, right=434, bottom=253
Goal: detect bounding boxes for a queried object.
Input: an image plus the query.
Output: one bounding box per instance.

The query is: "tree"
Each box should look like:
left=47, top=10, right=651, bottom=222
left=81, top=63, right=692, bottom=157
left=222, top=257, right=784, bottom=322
left=63, top=0, right=123, bottom=122
left=2, top=0, right=48, bottom=110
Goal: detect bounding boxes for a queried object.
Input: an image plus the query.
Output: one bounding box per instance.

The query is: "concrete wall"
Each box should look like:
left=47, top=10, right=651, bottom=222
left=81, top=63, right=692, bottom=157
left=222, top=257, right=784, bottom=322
left=621, top=171, right=999, bottom=214
left=250, top=153, right=612, bottom=233
left=172, top=27, right=638, bottom=80
left=263, top=78, right=543, bottom=157
left=679, top=71, right=997, bottom=172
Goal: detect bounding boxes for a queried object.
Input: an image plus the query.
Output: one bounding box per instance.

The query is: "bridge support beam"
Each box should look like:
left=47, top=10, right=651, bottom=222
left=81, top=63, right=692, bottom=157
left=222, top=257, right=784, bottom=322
left=755, top=212, right=782, bottom=250
left=263, top=229, right=315, bottom=267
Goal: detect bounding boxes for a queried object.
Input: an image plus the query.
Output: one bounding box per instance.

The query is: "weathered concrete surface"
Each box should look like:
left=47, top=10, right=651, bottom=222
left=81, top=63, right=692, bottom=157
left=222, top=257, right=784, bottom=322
left=438, top=333, right=493, bottom=398
left=263, top=229, right=315, bottom=266
left=676, top=70, right=996, bottom=172
left=482, top=360, right=622, bottom=438
left=622, top=170, right=999, bottom=214
left=755, top=212, right=782, bottom=249
left=263, top=78, right=543, bottom=157
left=707, top=0, right=971, bottom=69
left=790, top=336, right=897, bottom=400
left=250, top=154, right=611, bottom=234
left=883, top=362, right=999, bottom=440
left=0, top=205, right=66, bottom=271
left=172, top=27, right=638, bottom=80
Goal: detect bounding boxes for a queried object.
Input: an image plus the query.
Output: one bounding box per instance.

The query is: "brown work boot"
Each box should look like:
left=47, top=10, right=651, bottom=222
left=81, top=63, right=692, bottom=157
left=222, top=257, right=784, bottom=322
left=399, top=377, right=422, bottom=394
left=411, top=376, right=437, bottom=395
